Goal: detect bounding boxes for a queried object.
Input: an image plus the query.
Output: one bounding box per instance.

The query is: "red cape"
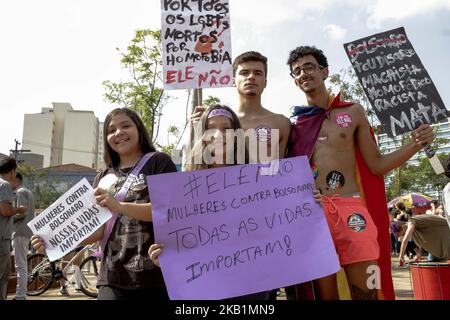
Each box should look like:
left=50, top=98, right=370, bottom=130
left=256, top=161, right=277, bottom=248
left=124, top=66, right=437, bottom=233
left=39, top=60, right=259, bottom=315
left=288, top=94, right=395, bottom=300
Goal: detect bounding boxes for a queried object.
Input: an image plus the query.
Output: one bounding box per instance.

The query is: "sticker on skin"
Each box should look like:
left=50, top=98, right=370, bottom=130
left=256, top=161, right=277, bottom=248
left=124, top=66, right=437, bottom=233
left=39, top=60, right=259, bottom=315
left=255, top=126, right=272, bottom=142
left=347, top=213, right=367, bottom=232
left=335, top=113, right=353, bottom=128
left=317, top=132, right=328, bottom=144
left=326, top=171, right=345, bottom=190
left=311, top=163, right=319, bottom=179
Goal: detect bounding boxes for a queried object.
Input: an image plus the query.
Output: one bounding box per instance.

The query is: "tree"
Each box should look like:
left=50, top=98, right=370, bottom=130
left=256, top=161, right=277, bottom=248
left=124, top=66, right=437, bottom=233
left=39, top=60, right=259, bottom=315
left=159, top=95, right=222, bottom=157
left=17, top=163, right=63, bottom=209
left=328, top=66, right=379, bottom=131
left=386, top=153, right=449, bottom=200
left=103, top=29, right=169, bottom=143
left=202, top=95, right=221, bottom=107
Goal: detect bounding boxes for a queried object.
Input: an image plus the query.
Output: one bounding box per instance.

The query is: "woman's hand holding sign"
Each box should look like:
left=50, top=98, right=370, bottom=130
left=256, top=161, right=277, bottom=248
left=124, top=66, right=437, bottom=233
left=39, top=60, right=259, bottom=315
left=94, top=187, right=153, bottom=222
left=94, top=187, right=124, bottom=214
left=148, top=243, right=164, bottom=267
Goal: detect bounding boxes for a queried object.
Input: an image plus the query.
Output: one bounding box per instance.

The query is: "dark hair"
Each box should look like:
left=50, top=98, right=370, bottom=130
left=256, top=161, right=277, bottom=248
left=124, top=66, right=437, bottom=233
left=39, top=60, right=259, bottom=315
left=287, top=46, right=329, bottom=73
left=103, top=108, right=156, bottom=168
left=16, top=172, right=23, bottom=182
left=445, top=155, right=450, bottom=179
left=233, top=51, right=268, bottom=78
left=0, top=156, right=17, bottom=174
left=396, top=202, right=406, bottom=211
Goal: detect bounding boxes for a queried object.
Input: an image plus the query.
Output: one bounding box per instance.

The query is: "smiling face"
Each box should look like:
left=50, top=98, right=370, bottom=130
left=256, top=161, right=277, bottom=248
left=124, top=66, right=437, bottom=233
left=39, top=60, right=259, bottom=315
left=291, top=55, right=329, bottom=94
left=234, top=61, right=267, bottom=97
left=204, top=115, right=233, bottom=167
left=106, top=113, right=140, bottom=159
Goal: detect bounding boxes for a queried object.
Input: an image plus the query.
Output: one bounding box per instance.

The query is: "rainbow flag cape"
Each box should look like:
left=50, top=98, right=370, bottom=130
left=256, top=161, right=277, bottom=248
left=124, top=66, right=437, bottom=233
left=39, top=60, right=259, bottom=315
left=287, top=94, right=395, bottom=300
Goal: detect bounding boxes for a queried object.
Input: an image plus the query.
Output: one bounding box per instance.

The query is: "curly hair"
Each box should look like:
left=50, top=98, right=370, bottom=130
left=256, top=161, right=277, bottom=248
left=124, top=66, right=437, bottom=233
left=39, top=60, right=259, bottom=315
left=287, top=46, right=329, bottom=73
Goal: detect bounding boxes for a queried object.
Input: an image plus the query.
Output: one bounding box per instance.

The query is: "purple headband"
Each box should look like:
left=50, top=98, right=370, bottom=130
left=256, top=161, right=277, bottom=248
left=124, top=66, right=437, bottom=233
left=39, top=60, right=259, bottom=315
left=207, top=108, right=234, bottom=120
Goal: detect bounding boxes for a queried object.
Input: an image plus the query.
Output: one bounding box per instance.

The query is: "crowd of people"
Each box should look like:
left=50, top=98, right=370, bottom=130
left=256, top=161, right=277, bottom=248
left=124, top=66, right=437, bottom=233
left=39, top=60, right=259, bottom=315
left=390, top=197, right=450, bottom=266
left=1, top=46, right=447, bottom=301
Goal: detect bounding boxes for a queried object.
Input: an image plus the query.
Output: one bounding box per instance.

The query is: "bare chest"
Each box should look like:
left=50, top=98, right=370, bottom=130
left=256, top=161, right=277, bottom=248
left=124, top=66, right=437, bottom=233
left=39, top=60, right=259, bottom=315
left=240, top=118, right=281, bottom=144
left=314, top=111, right=356, bottom=152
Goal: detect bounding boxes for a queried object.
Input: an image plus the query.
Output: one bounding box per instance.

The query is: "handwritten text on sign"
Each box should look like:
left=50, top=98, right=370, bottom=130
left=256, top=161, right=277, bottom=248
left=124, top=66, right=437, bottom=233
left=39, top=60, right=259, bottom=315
left=160, top=0, right=233, bottom=90
left=148, top=156, right=340, bottom=300
left=27, top=178, right=112, bottom=261
left=344, top=27, right=448, bottom=137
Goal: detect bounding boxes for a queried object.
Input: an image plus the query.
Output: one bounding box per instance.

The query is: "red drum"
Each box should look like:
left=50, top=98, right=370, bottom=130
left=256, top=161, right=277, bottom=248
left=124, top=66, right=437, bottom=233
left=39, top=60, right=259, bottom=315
left=410, top=262, right=450, bottom=300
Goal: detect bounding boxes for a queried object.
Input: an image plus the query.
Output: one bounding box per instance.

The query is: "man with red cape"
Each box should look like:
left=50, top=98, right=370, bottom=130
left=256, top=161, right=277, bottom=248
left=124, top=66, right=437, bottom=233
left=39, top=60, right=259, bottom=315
left=285, top=46, right=434, bottom=300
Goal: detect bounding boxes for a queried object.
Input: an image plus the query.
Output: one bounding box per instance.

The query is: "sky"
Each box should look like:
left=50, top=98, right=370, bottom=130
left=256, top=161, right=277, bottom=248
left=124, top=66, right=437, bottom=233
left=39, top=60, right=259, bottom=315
left=1, top=0, right=449, bottom=156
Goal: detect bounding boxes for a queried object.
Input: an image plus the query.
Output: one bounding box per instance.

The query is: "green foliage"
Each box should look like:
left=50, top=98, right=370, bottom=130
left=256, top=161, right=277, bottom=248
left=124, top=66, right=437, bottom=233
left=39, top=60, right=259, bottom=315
left=203, top=96, right=221, bottom=107
left=34, top=183, right=62, bottom=209
left=386, top=153, right=449, bottom=200
left=103, top=29, right=168, bottom=143
left=158, top=95, right=222, bottom=155
left=17, top=163, right=63, bottom=209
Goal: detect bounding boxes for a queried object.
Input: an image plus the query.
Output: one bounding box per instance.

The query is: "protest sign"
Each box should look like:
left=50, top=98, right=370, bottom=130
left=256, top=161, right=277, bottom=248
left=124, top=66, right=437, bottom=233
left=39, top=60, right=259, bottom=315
left=344, top=27, right=448, bottom=138
left=160, top=0, right=233, bottom=90
left=148, top=156, right=340, bottom=300
left=27, top=178, right=112, bottom=261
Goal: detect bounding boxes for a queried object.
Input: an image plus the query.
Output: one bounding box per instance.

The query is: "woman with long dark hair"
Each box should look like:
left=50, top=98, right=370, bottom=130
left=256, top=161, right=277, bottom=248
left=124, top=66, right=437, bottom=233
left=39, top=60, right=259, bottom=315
left=32, top=108, right=177, bottom=300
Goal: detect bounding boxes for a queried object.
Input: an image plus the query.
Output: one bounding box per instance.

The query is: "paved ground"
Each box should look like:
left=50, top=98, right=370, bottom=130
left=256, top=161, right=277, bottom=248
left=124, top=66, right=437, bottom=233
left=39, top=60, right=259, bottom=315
left=7, top=256, right=414, bottom=300
left=391, top=255, right=414, bottom=300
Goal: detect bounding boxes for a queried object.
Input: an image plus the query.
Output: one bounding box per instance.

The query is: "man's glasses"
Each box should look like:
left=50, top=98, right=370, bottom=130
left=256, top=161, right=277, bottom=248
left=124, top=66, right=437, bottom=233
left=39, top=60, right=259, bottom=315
left=290, top=63, right=324, bottom=78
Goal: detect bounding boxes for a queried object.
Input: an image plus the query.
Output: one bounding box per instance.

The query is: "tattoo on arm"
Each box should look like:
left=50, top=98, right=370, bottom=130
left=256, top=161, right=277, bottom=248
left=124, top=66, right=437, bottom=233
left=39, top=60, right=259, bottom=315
left=351, top=285, right=378, bottom=300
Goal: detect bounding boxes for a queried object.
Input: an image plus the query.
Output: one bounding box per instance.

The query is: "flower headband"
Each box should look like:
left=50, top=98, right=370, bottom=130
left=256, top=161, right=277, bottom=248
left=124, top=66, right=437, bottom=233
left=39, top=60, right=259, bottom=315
left=207, top=108, right=234, bottom=120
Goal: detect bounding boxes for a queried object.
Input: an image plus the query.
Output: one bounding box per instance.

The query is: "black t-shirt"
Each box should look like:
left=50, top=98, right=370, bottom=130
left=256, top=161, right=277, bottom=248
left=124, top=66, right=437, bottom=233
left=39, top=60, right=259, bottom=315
left=93, top=152, right=177, bottom=289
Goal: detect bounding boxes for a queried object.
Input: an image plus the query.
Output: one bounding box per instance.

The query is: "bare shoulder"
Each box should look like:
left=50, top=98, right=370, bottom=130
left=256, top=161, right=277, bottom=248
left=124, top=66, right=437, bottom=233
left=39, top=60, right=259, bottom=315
left=274, top=113, right=291, bottom=124
left=263, top=109, right=290, bottom=126
left=342, top=103, right=368, bottom=123
left=348, top=103, right=366, bottom=115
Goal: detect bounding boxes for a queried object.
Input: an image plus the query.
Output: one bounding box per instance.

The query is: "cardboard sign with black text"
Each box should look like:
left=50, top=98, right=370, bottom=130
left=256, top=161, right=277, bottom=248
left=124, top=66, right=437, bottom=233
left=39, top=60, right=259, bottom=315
left=344, top=27, right=448, bottom=138
left=160, top=0, right=233, bottom=90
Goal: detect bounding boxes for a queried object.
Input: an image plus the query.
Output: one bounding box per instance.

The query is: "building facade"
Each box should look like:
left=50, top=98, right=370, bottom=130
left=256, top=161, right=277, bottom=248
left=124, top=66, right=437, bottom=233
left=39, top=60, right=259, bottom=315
left=22, top=102, right=100, bottom=168
left=97, top=122, right=106, bottom=169
left=378, top=118, right=450, bottom=199
left=378, top=119, right=450, bottom=165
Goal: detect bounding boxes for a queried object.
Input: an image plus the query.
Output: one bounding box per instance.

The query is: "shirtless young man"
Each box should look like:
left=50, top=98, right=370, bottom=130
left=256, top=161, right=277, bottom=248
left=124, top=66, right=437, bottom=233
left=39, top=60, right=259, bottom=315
left=286, top=46, right=435, bottom=300
left=192, top=51, right=291, bottom=163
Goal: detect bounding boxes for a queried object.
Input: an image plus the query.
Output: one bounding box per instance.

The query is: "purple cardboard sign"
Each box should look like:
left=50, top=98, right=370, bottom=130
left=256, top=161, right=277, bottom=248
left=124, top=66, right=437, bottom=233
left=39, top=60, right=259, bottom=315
left=147, top=156, right=340, bottom=300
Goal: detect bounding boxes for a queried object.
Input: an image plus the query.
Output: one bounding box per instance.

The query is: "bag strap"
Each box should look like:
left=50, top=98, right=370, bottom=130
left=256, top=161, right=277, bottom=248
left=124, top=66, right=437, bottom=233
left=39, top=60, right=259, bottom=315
left=100, top=152, right=155, bottom=251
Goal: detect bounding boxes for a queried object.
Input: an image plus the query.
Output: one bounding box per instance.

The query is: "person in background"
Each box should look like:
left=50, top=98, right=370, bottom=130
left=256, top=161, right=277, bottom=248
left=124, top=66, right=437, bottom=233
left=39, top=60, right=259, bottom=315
left=388, top=208, right=397, bottom=256
left=396, top=202, right=410, bottom=222
left=12, top=172, right=35, bottom=300
left=398, top=214, right=450, bottom=266
left=426, top=200, right=439, bottom=215
left=442, top=155, right=450, bottom=229
left=0, top=157, right=27, bottom=300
